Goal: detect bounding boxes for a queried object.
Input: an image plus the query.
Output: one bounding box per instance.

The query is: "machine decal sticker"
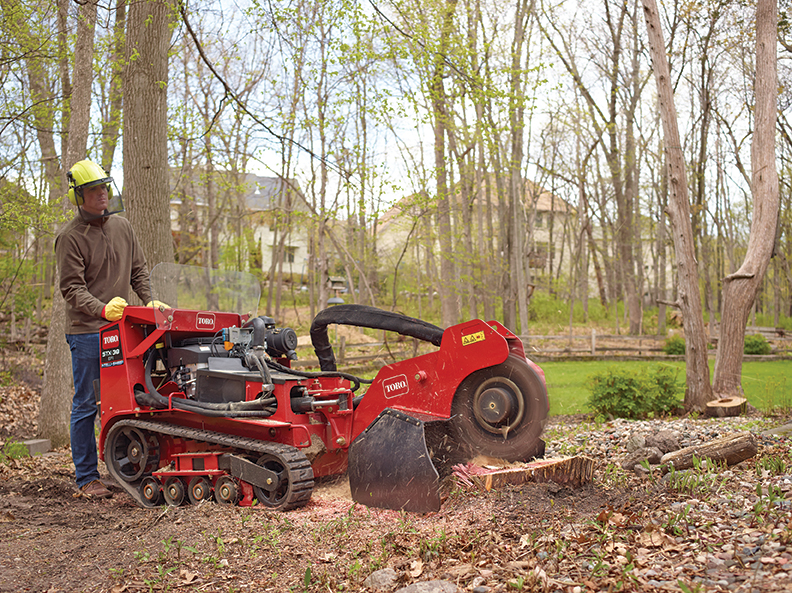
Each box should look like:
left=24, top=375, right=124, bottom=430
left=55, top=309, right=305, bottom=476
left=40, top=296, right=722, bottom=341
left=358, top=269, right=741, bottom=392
left=461, top=331, right=485, bottom=346
left=382, top=374, right=409, bottom=399
left=100, top=324, right=124, bottom=368
left=196, top=312, right=216, bottom=330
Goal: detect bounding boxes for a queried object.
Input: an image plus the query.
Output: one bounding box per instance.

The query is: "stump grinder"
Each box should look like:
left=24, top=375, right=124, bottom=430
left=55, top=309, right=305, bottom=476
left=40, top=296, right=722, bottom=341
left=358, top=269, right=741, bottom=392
left=98, top=263, right=549, bottom=512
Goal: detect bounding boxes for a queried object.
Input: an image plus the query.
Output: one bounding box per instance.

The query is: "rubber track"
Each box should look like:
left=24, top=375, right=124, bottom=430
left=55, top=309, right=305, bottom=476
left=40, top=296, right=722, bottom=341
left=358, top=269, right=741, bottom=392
left=106, top=419, right=315, bottom=510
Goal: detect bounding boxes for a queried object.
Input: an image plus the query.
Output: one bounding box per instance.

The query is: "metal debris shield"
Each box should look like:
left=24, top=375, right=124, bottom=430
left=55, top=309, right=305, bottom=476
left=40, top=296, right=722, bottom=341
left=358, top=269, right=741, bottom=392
left=348, top=408, right=441, bottom=513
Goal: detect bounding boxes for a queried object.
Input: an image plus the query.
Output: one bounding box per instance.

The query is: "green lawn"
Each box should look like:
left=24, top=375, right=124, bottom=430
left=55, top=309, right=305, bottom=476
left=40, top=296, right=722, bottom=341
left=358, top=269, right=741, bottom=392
left=539, top=359, right=792, bottom=416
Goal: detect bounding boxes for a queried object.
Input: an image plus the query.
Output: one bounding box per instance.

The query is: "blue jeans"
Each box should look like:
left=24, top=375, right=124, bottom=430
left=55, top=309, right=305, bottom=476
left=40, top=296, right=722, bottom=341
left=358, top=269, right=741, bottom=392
left=66, top=333, right=101, bottom=487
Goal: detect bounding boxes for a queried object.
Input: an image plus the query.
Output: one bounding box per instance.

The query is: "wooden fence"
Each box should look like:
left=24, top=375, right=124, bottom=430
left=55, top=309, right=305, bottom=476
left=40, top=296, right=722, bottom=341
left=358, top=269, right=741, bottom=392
left=520, top=326, right=792, bottom=361
left=293, top=326, right=792, bottom=367
left=292, top=336, right=408, bottom=369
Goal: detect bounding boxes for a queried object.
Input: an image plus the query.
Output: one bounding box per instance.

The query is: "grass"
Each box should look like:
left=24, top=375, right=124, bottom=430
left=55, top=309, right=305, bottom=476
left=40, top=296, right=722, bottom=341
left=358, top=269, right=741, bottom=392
left=541, top=359, right=792, bottom=416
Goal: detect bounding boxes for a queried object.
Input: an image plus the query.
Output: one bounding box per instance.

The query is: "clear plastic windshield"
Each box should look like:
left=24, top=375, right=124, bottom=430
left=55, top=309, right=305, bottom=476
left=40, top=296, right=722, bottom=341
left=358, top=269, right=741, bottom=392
left=149, top=263, right=261, bottom=328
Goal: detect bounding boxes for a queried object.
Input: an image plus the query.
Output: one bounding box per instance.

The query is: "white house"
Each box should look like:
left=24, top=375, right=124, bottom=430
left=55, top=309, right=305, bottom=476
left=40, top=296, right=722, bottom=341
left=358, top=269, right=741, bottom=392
left=169, top=169, right=310, bottom=275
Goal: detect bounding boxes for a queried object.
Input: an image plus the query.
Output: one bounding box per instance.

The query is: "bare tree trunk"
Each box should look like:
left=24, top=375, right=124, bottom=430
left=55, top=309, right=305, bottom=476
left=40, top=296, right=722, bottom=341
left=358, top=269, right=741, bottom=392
left=101, top=0, right=126, bottom=171
left=39, top=0, right=98, bottom=447
left=510, top=0, right=530, bottom=335
left=713, top=0, right=779, bottom=396
left=641, top=0, right=713, bottom=410
left=433, top=0, right=459, bottom=328
left=657, top=153, right=668, bottom=335
left=123, top=0, right=175, bottom=268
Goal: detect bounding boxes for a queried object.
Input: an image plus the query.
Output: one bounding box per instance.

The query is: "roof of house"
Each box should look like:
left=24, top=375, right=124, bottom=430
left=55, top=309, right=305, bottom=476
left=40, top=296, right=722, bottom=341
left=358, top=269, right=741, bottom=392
left=378, top=177, right=573, bottom=232
left=170, top=169, right=306, bottom=213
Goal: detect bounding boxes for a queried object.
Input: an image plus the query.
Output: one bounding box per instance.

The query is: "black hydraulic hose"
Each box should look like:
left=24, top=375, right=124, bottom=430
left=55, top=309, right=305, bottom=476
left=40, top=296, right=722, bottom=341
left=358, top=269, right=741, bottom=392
left=147, top=356, right=275, bottom=410
left=310, top=304, right=445, bottom=371
left=134, top=389, right=276, bottom=418
left=266, top=357, right=370, bottom=392
left=246, top=349, right=274, bottom=390
left=141, top=351, right=276, bottom=416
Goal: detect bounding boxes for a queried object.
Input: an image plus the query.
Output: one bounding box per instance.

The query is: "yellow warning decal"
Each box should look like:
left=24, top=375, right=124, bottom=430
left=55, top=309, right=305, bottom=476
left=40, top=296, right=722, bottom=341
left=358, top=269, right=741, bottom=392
left=462, top=331, right=486, bottom=346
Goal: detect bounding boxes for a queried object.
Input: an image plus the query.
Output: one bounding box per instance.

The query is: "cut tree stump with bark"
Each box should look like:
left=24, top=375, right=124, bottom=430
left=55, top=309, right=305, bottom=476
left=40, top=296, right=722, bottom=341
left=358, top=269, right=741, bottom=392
left=660, top=432, right=757, bottom=470
left=452, top=456, right=594, bottom=491
left=705, top=396, right=748, bottom=418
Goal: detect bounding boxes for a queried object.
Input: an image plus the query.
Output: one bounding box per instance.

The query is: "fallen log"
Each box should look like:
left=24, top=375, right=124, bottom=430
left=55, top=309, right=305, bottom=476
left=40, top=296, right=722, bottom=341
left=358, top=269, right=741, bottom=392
left=660, top=431, right=757, bottom=470
left=452, top=456, right=594, bottom=491
left=705, top=396, right=747, bottom=418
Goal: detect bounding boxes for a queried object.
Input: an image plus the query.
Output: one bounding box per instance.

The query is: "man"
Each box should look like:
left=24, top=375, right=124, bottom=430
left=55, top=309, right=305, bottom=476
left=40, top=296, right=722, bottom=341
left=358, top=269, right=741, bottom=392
left=55, top=159, right=153, bottom=499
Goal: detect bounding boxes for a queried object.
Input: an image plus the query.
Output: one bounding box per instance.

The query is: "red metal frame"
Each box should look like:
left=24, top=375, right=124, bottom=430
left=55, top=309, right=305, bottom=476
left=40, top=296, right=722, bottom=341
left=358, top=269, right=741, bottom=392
left=99, top=306, right=540, bottom=481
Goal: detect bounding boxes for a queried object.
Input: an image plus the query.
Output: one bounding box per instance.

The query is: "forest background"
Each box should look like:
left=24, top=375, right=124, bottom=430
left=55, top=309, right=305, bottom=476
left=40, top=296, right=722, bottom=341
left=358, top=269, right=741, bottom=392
left=0, top=0, right=788, bottom=443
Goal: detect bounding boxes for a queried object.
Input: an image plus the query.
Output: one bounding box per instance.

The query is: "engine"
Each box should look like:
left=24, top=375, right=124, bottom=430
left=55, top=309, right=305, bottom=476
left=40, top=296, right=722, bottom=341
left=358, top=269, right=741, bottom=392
left=165, top=316, right=298, bottom=404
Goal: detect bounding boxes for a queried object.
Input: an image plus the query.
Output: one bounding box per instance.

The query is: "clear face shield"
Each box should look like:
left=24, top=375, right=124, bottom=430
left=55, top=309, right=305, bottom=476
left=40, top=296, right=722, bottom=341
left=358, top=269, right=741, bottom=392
left=77, top=178, right=125, bottom=222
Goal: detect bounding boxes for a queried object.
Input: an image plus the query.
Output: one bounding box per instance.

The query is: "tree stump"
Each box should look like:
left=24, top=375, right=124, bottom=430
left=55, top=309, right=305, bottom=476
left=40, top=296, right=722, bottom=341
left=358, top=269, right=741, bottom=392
left=705, top=396, right=748, bottom=417
left=452, top=456, right=594, bottom=491
left=660, top=432, right=757, bottom=470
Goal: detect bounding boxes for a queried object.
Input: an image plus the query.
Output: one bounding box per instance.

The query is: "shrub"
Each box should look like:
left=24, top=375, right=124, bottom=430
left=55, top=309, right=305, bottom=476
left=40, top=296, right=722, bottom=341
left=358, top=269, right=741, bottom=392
left=745, top=334, right=772, bottom=355
left=0, top=439, right=29, bottom=464
left=586, top=365, right=684, bottom=419
left=663, top=335, right=686, bottom=355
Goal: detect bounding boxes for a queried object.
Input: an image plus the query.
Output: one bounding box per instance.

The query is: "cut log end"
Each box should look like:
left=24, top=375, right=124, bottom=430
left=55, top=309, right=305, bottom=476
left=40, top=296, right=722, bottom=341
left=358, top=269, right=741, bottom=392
left=660, top=431, right=757, bottom=471
left=452, top=456, right=595, bottom=493
left=706, top=396, right=748, bottom=418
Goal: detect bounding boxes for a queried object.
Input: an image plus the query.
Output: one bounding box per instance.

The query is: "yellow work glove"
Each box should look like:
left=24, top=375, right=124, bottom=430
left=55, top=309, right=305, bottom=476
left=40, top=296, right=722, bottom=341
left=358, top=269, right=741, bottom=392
left=146, top=300, right=170, bottom=310
left=102, top=297, right=128, bottom=321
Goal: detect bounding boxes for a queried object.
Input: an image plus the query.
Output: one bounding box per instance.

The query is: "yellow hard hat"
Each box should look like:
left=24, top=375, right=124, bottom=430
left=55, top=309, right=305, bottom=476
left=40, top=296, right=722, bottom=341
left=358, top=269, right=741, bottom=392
left=67, top=160, right=113, bottom=206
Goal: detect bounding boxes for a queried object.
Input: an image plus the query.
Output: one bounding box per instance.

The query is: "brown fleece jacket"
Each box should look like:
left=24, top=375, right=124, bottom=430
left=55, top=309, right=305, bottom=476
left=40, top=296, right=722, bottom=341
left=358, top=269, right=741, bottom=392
left=55, top=212, right=152, bottom=334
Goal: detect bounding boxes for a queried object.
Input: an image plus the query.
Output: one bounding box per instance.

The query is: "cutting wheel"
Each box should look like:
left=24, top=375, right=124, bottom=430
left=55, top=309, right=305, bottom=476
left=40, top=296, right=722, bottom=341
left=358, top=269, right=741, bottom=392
left=450, top=355, right=548, bottom=461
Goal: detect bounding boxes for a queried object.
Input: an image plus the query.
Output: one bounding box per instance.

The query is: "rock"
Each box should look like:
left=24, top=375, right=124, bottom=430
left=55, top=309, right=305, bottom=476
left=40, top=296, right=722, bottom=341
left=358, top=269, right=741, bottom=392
left=621, top=447, right=663, bottom=470
left=626, top=433, right=646, bottom=452
left=22, top=439, right=50, bottom=456
left=762, top=423, right=792, bottom=437
left=645, top=430, right=680, bottom=453
left=395, top=581, right=459, bottom=593
left=365, top=568, right=398, bottom=591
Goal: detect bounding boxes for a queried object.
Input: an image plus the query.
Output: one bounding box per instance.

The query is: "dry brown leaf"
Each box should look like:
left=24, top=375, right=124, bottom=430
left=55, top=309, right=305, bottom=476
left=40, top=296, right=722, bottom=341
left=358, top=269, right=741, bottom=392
left=409, top=559, right=423, bottom=578
left=638, top=530, right=676, bottom=548
left=444, top=563, right=474, bottom=577
left=0, top=511, right=15, bottom=522
left=610, top=512, right=627, bottom=526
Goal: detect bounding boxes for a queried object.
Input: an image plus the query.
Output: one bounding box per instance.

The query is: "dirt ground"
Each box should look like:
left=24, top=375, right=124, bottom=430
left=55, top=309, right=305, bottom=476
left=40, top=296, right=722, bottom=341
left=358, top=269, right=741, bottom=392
left=0, top=449, right=645, bottom=593
left=3, top=340, right=792, bottom=592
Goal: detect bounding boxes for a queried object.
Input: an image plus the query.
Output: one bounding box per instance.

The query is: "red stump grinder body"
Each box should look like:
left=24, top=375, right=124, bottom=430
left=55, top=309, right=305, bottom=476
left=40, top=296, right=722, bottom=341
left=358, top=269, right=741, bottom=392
left=98, top=264, right=549, bottom=512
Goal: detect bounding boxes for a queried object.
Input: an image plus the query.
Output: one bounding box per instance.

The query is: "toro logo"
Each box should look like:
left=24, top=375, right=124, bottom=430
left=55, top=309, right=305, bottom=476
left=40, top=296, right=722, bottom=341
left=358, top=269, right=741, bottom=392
left=102, top=331, right=120, bottom=349
left=382, top=374, right=409, bottom=399
left=196, top=312, right=216, bottom=330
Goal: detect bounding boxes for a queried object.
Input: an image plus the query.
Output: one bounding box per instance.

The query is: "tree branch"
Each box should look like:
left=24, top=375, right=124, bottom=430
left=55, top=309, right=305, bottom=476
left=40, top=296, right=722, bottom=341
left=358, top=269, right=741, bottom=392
left=656, top=299, right=680, bottom=309
left=178, top=2, right=346, bottom=179
left=724, top=272, right=755, bottom=282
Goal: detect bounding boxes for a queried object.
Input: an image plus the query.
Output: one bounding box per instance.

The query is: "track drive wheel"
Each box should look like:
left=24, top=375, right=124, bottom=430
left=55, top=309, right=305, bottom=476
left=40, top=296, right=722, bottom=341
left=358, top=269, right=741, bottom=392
left=252, top=448, right=314, bottom=511
left=188, top=477, right=212, bottom=504
left=450, top=354, right=548, bottom=462
left=163, top=477, right=185, bottom=506
left=107, top=426, right=153, bottom=482
left=140, top=477, right=163, bottom=507
left=214, top=476, right=239, bottom=505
